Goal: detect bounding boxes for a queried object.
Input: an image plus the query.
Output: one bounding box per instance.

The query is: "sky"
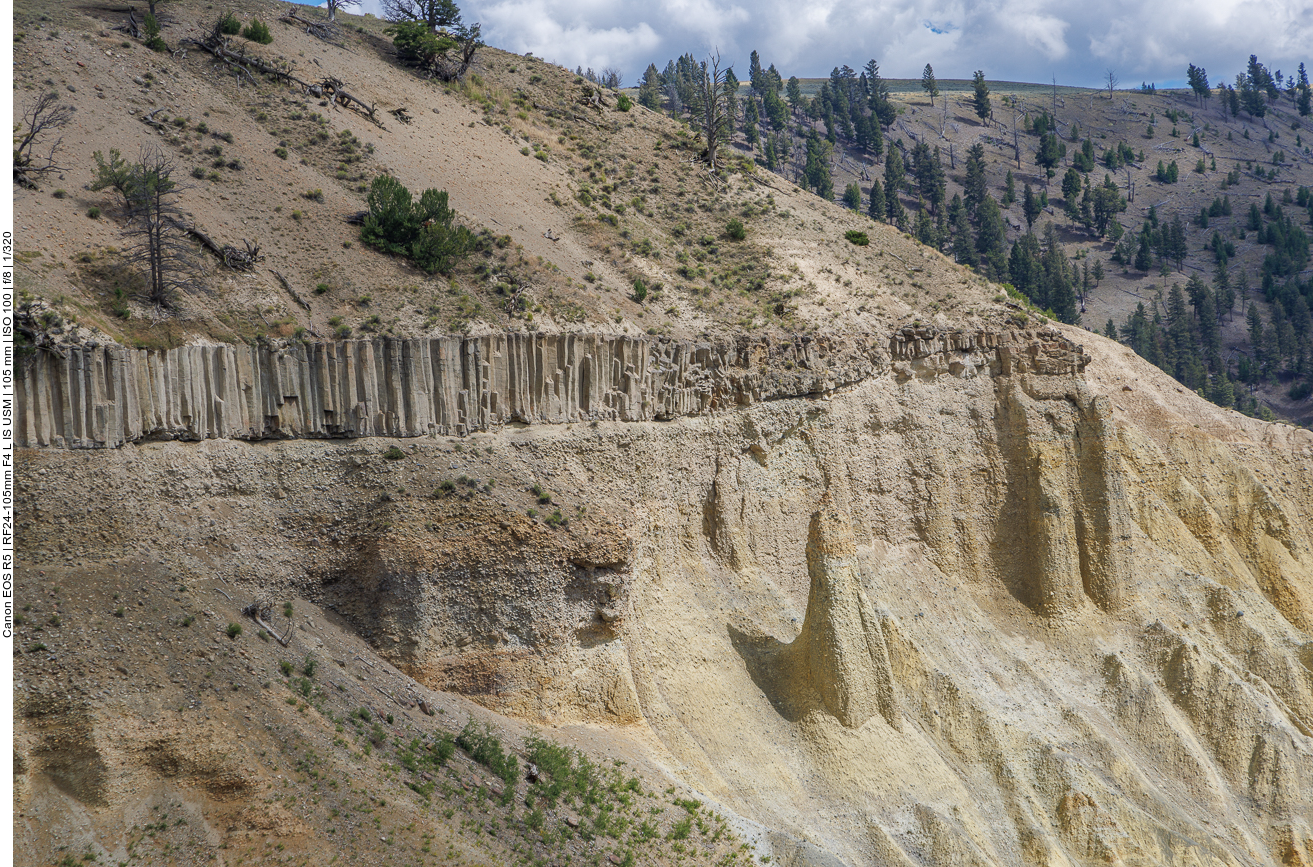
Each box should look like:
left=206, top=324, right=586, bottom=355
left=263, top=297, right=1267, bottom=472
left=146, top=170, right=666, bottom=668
left=328, top=0, right=1313, bottom=90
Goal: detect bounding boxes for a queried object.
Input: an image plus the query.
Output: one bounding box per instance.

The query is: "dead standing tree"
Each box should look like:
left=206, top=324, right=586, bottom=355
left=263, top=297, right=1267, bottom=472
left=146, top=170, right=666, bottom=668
left=691, top=51, right=733, bottom=175
left=13, top=93, right=75, bottom=189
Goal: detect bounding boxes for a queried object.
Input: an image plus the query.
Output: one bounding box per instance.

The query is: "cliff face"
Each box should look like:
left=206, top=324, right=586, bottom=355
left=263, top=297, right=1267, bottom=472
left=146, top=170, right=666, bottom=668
left=15, top=325, right=1313, bottom=867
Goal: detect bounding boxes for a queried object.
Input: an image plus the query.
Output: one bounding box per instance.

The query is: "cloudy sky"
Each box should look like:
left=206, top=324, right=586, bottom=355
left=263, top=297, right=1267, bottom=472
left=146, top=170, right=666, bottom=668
left=335, top=0, right=1312, bottom=89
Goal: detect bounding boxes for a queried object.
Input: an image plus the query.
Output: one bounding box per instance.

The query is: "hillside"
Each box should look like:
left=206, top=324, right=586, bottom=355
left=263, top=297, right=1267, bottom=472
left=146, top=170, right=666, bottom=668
left=654, top=62, right=1313, bottom=427
left=11, top=4, right=1313, bottom=867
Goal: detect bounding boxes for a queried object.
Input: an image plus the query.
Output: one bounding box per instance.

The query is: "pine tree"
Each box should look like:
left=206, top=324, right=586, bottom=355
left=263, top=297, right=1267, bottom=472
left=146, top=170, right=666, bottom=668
left=803, top=129, right=834, bottom=199
left=1022, top=183, right=1040, bottom=230
left=1035, top=133, right=1066, bottom=186
left=911, top=142, right=946, bottom=214
left=921, top=64, right=939, bottom=106
left=92, top=147, right=197, bottom=308
left=972, top=70, right=991, bottom=123
left=843, top=181, right=862, bottom=211
left=638, top=64, right=663, bottom=110
left=1298, top=63, right=1311, bottom=116
left=949, top=195, right=977, bottom=268
left=1241, top=56, right=1272, bottom=117
left=1002, top=171, right=1016, bottom=206
left=868, top=178, right=886, bottom=222
left=975, top=195, right=1008, bottom=279
left=884, top=145, right=905, bottom=217
left=1186, top=63, right=1210, bottom=107
left=963, top=143, right=987, bottom=216
left=1042, top=222, right=1078, bottom=323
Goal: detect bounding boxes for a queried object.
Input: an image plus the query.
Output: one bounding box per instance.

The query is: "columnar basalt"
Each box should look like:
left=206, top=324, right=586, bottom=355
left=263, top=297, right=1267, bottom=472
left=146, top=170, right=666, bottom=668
left=15, top=333, right=884, bottom=448
left=17, top=327, right=1095, bottom=449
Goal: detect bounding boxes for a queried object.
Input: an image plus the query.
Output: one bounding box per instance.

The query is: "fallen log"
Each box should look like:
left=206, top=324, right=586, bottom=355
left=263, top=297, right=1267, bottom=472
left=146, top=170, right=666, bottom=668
left=272, top=270, right=311, bottom=310
left=179, top=222, right=262, bottom=270
left=242, top=601, right=291, bottom=646
left=279, top=6, right=342, bottom=44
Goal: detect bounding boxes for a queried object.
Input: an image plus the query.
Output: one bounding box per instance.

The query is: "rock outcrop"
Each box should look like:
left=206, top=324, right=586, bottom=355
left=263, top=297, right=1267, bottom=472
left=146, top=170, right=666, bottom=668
left=16, top=326, right=1092, bottom=450
left=785, top=504, right=901, bottom=730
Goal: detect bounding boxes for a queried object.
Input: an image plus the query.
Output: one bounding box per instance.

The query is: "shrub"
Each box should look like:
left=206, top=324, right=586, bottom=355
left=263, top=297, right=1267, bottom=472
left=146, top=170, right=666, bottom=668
left=616, top=93, right=632, bottom=112
left=844, top=230, right=870, bottom=246
left=631, top=279, right=648, bottom=303
left=361, top=175, right=473, bottom=274
left=51, top=189, right=67, bottom=199
left=279, top=660, right=294, bottom=676
left=303, top=188, right=324, bottom=202
left=219, top=12, right=241, bottom=35
left=725, top=218, right=746, bottom=240
left=87, top=207, right=101, bottom=219
left=274, top=147, right=288, bottom=159
left=242, top=19, right=273, bottom=44
left=143, top=12, right=167, bottom=51
left=456, top=718, right=518, bottom=800
left=226, top=622, right=242, bottom=639
left=382, top=446, right=406, bottom=460
left=302, top=657, right=317, bottom=677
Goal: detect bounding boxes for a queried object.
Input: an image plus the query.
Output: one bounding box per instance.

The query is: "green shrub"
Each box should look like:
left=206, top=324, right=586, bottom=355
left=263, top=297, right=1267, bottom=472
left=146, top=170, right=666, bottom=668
left=725, top=218, right=745, bottom=240
left=242, top=19, right=273, bottom=44
left=616, top=93, right=632, bottom=112
left=457, top=719, right=518, bottom=801
left=143, top=12, right=167, bottom=51
left=631, top=279, right=648, bottom=302
left=382, top=446, right=406, bottom=460
left=87, top=207, right=101, bottom=219
left=219, top=12, right=241, bottom=35
left=361, top=175, right=473, bottom=275
left=302, top=657, right=317, bottom=677
left=226, top=622, right=242, bottom=639
left=844, top=230, right=870, bottom=246
left=274, top=147, right=288, bottom=159
left=279, top=660, right=294, bottom=676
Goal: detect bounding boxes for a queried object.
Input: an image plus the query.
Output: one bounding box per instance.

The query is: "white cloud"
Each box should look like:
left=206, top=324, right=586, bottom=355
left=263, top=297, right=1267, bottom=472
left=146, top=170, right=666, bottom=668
left=341, top=0, right=1312, bottom=88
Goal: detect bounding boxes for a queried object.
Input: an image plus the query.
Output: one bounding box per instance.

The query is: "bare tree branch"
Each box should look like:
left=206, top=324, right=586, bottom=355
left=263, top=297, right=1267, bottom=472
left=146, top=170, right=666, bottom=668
left=13, top=93, right=75, bottom=189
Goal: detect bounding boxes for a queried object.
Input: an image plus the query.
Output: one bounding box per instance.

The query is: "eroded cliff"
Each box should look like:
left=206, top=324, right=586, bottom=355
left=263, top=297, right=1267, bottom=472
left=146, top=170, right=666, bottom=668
left=15, top=324, right=1313, bottom=867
